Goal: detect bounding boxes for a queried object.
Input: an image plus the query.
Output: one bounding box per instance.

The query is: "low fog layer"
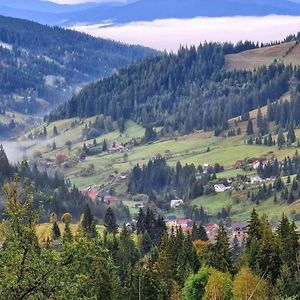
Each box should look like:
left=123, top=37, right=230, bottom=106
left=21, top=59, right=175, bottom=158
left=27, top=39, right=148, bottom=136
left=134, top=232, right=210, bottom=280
left=73, top=15, right=300, bottom=52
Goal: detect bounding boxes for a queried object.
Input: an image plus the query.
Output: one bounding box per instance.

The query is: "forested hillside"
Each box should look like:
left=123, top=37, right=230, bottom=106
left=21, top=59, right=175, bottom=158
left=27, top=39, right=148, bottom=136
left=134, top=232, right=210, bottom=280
left=50, top=39, right=300, bottom=136
left=0, top=145, right=130, bottom=222
left=0, top=15, right=156, bottom=115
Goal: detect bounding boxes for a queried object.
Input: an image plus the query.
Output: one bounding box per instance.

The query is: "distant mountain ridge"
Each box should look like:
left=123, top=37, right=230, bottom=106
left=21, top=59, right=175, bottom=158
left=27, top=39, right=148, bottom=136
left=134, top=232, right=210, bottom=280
left=1, top=0, right=300, bottom=26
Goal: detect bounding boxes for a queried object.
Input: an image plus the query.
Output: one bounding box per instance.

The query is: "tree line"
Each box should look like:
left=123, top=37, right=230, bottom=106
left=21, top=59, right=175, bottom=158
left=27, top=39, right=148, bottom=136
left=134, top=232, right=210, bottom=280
left=0, top=181, right=299, bottom=300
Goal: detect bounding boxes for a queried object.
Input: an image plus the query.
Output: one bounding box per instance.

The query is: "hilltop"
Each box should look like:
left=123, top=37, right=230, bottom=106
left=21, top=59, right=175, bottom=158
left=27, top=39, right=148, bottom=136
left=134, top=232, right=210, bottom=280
left=226, top=40, right=300, bottom=70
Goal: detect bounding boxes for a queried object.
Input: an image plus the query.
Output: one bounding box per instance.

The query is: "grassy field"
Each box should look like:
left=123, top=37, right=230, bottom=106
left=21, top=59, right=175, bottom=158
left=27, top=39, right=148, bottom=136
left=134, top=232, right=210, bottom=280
left=18, top=112, right=300, bottom=221
left=35, top=223, right=107, bottom=243
left=225, top=41, right=300, bottom=70
left=0, top=111, right=30, bottom=124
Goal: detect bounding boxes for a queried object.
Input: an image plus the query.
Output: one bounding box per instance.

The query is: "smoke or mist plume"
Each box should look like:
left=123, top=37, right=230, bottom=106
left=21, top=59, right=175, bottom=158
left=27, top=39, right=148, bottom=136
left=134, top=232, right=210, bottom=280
left=73, top=15, right=300, bottom=52
left=2, top=141, right=37, bottom=164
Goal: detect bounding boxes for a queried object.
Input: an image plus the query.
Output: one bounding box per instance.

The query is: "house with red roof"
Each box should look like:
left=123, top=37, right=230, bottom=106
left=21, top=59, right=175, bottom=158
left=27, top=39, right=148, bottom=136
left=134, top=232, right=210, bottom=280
left=108, top=144, right=125, bottom=153
left=103, top=195, right=119, bottom=205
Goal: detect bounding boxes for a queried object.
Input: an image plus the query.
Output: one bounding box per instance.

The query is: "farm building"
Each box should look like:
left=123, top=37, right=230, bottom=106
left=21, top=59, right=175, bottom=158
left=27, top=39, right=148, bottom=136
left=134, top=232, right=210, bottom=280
left=170, top=199, right=184, bottom=208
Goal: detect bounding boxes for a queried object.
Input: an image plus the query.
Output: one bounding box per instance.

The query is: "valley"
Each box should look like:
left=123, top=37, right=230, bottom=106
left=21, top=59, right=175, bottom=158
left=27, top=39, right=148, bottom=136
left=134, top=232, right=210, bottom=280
left=0, top=5, right=299, bottom=298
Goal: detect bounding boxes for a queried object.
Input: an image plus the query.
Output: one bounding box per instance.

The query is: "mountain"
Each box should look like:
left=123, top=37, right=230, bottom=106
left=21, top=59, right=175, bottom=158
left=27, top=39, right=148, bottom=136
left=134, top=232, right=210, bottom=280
left=1, top=0, right=300, bottom=26
left=0, top=0, right=99, bottom=13
left=49, top=37, right=300, bottom=136
left=0, top=15, right=157, bottom=117
left=63, top=0, right=300, bottom=25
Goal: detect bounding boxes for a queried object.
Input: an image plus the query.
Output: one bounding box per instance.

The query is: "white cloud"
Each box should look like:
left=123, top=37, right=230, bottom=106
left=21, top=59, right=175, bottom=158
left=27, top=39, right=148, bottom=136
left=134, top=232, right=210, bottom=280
left=72, top=16, right=300, bottom=52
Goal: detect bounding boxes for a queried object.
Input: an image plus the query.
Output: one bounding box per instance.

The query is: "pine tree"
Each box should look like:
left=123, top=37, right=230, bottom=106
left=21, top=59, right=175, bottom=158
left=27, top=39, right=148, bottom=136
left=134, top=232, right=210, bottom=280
left=256, top=107, right=263, bottom=130
left=199, top=225, right=209, bottom=241
left=80, top=204, right=97, bottom=238
left=102, top=139, right=108, bottom=152
left=63, top=222, right=73, bottom=243
left=104, top=207, right=118, bottom=234
left=246, top=119, right=254, bottom=135
left=136, top=208, right=145, bottom=234
left=0, top=145, right=10, bottom=178
left=209, top=225, right=232, bottom=273
left=53, top=125, right=58, bottom=136
left=51, top=221, right=61, bottom=240
left=287, top=125, right=296, bottom=144
left=277, top=128, right=286, bottom=148
left=231, top=235, right=242, bottom=264
left=52, top=141, right=57, bottom=150
left=140, top=230, right=153, bottom=256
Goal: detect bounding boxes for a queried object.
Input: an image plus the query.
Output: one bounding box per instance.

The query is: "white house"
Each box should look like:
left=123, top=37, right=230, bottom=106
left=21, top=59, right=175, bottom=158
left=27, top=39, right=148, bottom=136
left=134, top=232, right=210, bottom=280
left=203, top=163, right=210, bottom=174
left=250, top=176, right=264, bottom=184
left=170, top=199, right=184, bottom=208
left=214, top=184, right=228, bottom=193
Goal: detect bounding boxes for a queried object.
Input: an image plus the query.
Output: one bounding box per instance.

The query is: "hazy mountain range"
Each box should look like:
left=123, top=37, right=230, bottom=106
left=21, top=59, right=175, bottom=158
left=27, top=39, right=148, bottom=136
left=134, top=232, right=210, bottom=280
left=1, top=0, right=300, bottom=26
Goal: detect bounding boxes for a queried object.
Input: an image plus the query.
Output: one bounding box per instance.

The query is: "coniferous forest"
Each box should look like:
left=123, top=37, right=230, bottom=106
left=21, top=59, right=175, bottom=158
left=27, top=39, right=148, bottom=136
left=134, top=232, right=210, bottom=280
left=0, top=180, right=299, bottom=299
left=0, top=15, right=156, bottom=114
left=50, top=42, right=299, bottom=136
left=0, top=10, right=299, bottom=300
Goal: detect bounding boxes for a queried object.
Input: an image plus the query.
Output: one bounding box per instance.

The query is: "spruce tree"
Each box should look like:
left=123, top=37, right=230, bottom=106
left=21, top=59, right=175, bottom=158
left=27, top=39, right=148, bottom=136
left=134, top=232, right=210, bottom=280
left=63, top=222, right=73, bottom=243
left=51, top=221, right=61, bottom=240
left=80, top=204, right=97, bottom=238
left=199, top=225, right=209, bottom=241
left=104, top=207, right=118, bottom=234
left=0, top=145, right=10, bottom=178
left=277, top=129, right=286, bottom=148
left=287, top=125, right=296, bottom=144
left=53, top=125, right=58, bottom=136
left=102, top=139, right=108, bottom=152
left=246, top=119, right=254, bottom=135
left=209, top=225, right=232, bottom=273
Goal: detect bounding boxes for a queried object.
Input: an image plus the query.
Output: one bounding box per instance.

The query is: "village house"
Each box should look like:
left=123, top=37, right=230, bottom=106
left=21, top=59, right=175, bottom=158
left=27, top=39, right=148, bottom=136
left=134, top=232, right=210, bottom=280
left=234, top=159, right=246, bottom=169
left=205, top=224, right=219, bottom=239
left=231, top=222, right=248, bottom=238
left=203, top=163, right=210, bottom=174
left=103, top=195, right=119, bottom=205
left=214, top=184, right=229, bottom=193
left=170, top=199, right=184, bottom=208
left=81, top=187, right=98, bottom=201
left=252, top=159, right=268, bottom=170
left=250, top=175, right=264, bottom=184
left=108, top=144, right=125, bottom=153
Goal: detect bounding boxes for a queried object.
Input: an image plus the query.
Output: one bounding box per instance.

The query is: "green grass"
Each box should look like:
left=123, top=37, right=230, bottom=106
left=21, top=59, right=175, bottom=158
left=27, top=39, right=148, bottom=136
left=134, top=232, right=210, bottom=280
left=19, top=117, right=300, bottom=223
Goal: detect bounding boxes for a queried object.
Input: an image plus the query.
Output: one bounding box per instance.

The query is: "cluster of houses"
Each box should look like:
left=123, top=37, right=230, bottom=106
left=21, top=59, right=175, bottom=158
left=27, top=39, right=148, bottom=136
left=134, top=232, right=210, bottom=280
left=233, top=158, right=268, bottom=170
left=166, top=216, right=248, bottom=240
left=80, top=187, right=120, bottom=205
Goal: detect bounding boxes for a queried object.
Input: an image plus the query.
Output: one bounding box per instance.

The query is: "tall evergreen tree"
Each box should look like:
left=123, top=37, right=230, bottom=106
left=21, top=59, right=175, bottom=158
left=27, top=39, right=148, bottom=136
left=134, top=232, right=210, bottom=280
left=246, top=119, right=254, bottom=135
left=104, top=207, right=118, bottom=234
left=208, top=225, right=232, bottom=273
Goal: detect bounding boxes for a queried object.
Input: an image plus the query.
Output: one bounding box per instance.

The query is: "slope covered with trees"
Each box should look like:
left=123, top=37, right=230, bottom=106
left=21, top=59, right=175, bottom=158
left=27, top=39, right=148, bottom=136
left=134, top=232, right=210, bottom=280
left=0, top=15, right=156, bottom=114
left=0, top=183, right=299, bottom=300
left=0, top=145, right=130, bottom=222
left=50, top=41, right=299, bottom=136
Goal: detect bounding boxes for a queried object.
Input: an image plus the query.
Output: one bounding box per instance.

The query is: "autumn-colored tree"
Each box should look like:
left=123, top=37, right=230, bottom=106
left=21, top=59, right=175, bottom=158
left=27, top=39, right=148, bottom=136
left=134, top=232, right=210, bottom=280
left=232, top=266, right=267, bottom=300
left=204, top=269, right=232, bottom=300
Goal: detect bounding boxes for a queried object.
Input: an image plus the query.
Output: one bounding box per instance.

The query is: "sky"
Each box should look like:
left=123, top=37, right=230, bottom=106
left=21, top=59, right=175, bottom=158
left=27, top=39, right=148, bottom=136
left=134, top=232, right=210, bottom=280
left=45, top=0, right=300, bottom=4
left=72, top=15, right=300, bottom=52
left=42, top=0, right=127, bottom=4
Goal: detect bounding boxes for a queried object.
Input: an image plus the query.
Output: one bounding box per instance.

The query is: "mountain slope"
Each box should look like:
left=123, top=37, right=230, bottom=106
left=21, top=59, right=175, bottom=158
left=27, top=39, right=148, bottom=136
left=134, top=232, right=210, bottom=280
left=49, top=40, right=300, bottom=136
left=0, top=15, right=157, bottom=116
left=225, top=40, right=300, bottom=70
